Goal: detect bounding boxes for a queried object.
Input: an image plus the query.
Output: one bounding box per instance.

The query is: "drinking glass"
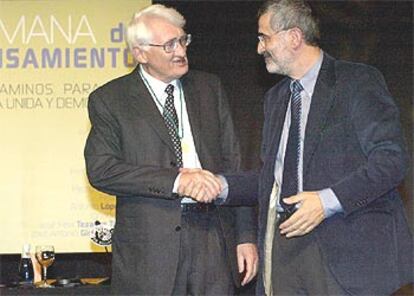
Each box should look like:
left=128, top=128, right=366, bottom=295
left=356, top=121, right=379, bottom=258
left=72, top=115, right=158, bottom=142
left=35, top=245, right=55, bottom=288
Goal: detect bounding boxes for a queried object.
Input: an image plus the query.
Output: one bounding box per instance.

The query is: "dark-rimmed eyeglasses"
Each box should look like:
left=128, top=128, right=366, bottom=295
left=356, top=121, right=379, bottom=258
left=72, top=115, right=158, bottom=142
left=147, top=34, right=192, bottom=53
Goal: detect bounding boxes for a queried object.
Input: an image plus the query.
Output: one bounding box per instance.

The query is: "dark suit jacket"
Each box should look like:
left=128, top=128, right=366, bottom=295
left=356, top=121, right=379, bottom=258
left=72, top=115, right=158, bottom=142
left=84, top=67, right=256, bottom=295
left=226, top=53, right=413, bottom=295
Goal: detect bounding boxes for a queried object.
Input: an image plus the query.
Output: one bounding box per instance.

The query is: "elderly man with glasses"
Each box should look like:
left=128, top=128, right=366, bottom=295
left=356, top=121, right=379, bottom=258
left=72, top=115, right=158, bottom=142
left=84, top=4, right=258, bottom=295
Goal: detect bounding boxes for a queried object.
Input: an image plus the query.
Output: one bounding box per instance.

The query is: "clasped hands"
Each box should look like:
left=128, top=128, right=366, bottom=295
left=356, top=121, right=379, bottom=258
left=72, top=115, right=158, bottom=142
left=177, top=169, right=326, bottom=238
left=177, top=168, right=223, bottom=203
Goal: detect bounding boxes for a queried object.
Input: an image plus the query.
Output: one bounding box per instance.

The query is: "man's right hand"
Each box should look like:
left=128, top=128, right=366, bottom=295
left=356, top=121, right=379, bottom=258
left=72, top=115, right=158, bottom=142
left=177, top=168, right=222, bottom=203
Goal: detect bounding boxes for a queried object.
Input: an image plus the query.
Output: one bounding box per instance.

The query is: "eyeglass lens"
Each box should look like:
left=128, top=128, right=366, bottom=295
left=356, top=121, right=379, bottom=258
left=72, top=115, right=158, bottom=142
left=165, top=35, right=191, bottom=52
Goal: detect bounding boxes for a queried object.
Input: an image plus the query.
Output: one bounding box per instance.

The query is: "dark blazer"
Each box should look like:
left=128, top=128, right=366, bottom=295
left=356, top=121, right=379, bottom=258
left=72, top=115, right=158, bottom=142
left=84, top=67, right=256, bottom=295
left=226, top=53, right=413, bottom=295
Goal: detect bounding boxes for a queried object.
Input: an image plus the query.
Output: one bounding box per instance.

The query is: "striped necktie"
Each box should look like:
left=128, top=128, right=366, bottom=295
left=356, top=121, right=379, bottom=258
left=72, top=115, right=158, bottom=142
left=280, top=80, right=303, bottom=213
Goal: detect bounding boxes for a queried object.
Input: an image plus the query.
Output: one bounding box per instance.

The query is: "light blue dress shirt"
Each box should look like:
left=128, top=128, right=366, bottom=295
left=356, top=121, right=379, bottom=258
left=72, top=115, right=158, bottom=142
left=274, top=51, right=343, bottom=217
left=221, top=51, right=343, bottom=217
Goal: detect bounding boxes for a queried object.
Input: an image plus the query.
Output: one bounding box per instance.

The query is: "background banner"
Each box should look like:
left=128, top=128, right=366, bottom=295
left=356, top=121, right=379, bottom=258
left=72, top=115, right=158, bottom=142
left=0, top=0, right=150, bottom=253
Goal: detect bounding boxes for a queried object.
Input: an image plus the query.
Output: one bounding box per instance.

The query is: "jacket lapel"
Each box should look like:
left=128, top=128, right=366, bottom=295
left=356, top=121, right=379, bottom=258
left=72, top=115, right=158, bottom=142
left=181, top=74, right=203, bottom=157
left=266, top=79, right=290, bottom=166
left=126, top=67, right=176, bottom=153
left=303, top=53, right=337, bottom=176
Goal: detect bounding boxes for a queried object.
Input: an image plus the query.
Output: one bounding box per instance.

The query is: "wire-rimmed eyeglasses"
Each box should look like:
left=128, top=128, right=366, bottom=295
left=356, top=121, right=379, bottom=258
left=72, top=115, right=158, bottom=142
left=257, top=30, right=286, bottom=46
left=146, top=34, right=192, bottom=53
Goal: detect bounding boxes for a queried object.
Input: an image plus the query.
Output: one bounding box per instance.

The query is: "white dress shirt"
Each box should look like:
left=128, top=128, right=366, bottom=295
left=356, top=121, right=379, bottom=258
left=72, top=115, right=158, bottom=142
left=139, top=65, right=200, bottom=203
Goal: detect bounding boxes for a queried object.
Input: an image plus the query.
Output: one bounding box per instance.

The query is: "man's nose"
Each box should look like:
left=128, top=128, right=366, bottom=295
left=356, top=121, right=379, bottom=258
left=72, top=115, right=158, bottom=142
left=175, top=41, right=187, bottom=56
left=257, top=41, right=265, bottom=55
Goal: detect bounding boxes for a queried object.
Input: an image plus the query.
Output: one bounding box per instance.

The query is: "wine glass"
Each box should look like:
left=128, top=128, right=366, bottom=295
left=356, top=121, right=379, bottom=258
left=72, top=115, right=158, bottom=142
left=35, top=245, right=55, bottom=288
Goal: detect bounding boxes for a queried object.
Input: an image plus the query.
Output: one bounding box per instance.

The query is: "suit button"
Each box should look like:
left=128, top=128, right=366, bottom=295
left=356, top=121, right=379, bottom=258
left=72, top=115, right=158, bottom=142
left=170, top=161, right=177, bottom=167
left=175, top=226, right=181, bottom=232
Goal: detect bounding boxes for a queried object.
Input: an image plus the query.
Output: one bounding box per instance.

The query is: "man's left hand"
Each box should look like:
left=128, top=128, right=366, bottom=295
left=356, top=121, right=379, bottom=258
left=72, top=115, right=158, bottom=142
left=279, top=191, right=325, bottom=238
left=237, top=243, right=258, bottom=286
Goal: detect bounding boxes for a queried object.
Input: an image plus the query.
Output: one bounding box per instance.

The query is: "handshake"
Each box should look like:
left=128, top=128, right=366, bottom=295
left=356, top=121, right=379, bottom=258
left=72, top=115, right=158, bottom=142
left=177, top=168, right=225, bottom=203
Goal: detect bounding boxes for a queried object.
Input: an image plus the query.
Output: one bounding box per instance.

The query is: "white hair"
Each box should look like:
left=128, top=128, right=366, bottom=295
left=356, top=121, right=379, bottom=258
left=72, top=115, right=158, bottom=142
left=126, top=4, right=186, bottom=51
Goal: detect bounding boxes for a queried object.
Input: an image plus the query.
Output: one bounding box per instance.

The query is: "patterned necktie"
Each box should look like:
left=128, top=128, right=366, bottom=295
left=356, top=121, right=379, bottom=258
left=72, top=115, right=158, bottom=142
left=280, top=80, right=303, bottom=213
left=164, top=84, right=183, bottom=168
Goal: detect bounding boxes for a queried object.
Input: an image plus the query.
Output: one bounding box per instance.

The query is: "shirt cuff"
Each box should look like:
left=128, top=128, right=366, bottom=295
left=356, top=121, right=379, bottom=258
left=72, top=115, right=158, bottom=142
left=214, top=175, right=229, bottom=205
left=172, top=173, right=181, bottom=194
left=318, top=188, right=344, bottom=218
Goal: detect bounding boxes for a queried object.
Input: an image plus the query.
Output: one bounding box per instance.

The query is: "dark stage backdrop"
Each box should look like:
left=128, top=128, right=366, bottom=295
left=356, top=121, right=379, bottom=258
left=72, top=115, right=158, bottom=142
left=1, top=1, right=412, bottom=294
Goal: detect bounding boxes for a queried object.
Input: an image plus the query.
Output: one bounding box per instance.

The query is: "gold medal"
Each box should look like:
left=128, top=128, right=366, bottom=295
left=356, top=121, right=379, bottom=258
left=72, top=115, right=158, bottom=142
left=181, top=140, right=190, bottom=153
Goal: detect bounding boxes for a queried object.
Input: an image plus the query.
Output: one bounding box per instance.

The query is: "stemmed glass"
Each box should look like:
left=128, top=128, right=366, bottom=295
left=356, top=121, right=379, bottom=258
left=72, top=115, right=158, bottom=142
left=35, top=245, right=55, bottom=288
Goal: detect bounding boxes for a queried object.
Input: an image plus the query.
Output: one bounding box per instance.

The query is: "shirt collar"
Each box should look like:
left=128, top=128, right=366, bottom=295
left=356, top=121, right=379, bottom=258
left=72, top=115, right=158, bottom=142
left=139, top=65, right=179, bottom=99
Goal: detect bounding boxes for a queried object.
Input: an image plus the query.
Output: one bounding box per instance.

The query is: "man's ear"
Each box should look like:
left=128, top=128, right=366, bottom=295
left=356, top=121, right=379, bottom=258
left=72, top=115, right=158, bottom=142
left=132, top=46, right=148, bottom=64
left=289, top=27, right=304, bottom=49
